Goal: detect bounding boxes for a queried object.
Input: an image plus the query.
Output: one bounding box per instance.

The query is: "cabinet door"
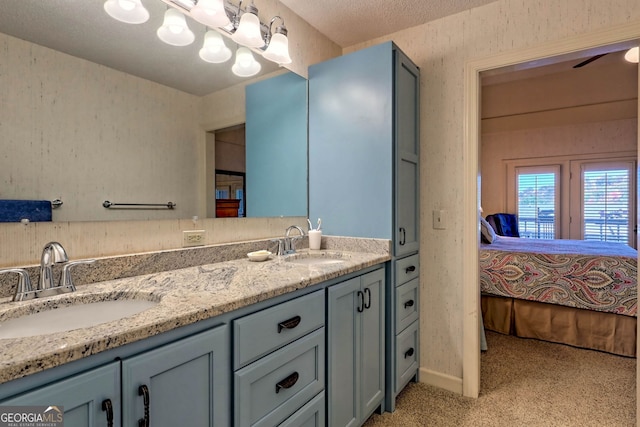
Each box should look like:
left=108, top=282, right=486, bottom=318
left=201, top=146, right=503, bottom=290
left=0, top=362, right=120, bottom=427
left=360, top=269, right=385, bottom=418
left=122, top=324, right=229, bottom=427
left=394, top=49, right=420, bottom=256
left=327, top=277, right=361, bottom=427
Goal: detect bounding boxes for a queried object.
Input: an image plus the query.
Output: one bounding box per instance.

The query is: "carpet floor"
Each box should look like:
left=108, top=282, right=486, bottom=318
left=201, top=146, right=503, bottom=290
left=363, top=331, right=636, bottom=426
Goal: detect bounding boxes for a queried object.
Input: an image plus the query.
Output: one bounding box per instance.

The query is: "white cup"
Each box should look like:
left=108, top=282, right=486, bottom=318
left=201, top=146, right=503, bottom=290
left=308, top=230, right=322, bottom=250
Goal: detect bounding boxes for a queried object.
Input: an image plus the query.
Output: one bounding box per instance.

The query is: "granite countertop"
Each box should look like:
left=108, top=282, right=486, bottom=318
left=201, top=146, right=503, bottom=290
left=0, top=245, right=390, bottom=384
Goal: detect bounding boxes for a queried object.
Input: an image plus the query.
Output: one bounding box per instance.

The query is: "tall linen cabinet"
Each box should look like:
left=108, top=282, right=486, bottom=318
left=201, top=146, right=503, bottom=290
left=309, top=41, right=420, bottom=413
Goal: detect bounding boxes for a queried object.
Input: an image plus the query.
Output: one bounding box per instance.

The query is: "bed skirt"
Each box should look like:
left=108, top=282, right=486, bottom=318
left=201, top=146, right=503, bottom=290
left=481, top=295, right=637, bottom=357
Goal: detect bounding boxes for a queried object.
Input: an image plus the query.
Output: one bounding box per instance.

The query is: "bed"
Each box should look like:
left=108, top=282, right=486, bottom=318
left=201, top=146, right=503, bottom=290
left=480, top=236, right=637, bottom=357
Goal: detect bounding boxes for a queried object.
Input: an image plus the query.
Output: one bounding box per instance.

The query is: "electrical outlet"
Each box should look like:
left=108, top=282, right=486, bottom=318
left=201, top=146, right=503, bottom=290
left=183, top=230, right=205, bottom=247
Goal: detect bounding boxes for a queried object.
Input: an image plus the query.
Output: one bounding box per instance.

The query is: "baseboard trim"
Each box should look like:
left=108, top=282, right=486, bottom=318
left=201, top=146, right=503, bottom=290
left=419, top=367, right=463, bottom=395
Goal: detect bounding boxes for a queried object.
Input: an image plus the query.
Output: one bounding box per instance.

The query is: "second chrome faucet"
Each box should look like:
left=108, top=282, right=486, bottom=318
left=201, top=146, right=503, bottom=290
left=0, top=242, right=95, bottom=301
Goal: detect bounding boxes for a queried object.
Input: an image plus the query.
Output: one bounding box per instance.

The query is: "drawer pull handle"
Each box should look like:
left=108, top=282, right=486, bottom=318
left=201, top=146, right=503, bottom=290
left=404, top=347, right=415, bottom=359
left=399, top=227, right=406, bottom=245
left=278, top=315, right=302, bottom=333
left=357, top=290, right=364, bottom=313
left=138, top=384, right=150, bottom=427
left=364, top=287, right=371, bottom=309
left=102, top=399, right=114, bottom=427
left=405, top=265, right=416, bottom=273
left=275, top=371, right=299, bottom=393
left=404, top=299, right=414, bottom=309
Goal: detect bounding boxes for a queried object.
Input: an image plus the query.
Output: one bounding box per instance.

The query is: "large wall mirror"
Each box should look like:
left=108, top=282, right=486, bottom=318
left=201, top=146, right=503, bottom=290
left=0, top=1, right=308, bottom=223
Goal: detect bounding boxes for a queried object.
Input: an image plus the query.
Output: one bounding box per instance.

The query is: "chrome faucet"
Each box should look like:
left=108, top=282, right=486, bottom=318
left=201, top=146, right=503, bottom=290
left=38, top=242, right=69, bottom=296
left=270, top=225, right=306, bottom=256
left=284, top=225, right=305, bottom=254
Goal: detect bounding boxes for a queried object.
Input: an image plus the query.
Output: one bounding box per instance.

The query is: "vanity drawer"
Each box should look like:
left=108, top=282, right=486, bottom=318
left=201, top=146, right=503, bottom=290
left=395, top=320, right=419, bottom=392
left=395, top=254, right=419, bottom=286
left=235, top=328, right=325, bottom=427
left=279, top=391, right=325, bottom=427
left=396, top=278, right=419, bottom=333
left=234, top=290, right=324, bottom=369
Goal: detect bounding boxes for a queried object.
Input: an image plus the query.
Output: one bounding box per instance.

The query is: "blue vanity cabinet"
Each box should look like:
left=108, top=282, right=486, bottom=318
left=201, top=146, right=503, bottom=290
left=309, top=41, right=420, bottom=413
left=327, top=268, right=385, bottom=427
left=308, top=41, right=419, bottom=252
left=233, top=290, right=325, bottom=427
left=121, top=324, right=229, bottom=427
left=0, top=362, right=121, bottom=427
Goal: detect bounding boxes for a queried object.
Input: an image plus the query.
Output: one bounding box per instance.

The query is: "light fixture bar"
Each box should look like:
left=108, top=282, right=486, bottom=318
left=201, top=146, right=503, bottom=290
left=104, top=0, right=293, bottom=77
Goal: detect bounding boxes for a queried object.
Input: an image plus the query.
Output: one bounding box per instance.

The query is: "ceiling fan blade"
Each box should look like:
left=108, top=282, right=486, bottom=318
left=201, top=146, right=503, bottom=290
left=573, top=53, right=608, bottom=68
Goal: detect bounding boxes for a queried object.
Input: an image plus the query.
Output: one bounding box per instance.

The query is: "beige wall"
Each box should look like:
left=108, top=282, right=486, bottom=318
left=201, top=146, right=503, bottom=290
left=344, top=0, right=640, bottom=389
left=1, top=32, right=202, bottom=222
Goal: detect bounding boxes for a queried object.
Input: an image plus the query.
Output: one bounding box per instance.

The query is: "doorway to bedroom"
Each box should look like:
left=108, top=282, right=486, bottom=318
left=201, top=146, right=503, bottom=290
left=474, top=38, right=639, bottom=399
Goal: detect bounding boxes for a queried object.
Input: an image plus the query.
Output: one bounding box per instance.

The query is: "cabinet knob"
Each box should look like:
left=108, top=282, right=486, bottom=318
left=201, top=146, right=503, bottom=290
left=404, top=299, right=414, bottom=309
left=138, top=384, right=150, bottom=427
left=399, top=227, right=406, bottom=245
left=275, top=371, right=299, bottom=393
left=363, top=287, right=371, bottom=310
left=404, top=347, right=415, bottom=359
left=102, top=399, right=114, bottom=427
left=277, top=315, right=302, bottom=333
left=357, top=290, right=364, bottom=313
left=405, top=265, right=416, bottom=273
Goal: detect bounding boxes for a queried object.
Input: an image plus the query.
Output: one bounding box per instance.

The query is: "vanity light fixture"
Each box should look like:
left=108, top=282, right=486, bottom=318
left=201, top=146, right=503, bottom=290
left=157, top=8, right=196, bottom=46
left=103, top=0, right=293, bottom=77
left=231, top=1, right=264, bottom=48
left=624, top=47, right=639, bottom=63
left=231, top=46, right=261, bottom=77
left=262, top=16, right=291, bottom=65
left=190, top=0, right=230, bottom=28
left=199, top=30, right=232, bottom=63
left=103, top=0, right=150, bottom=24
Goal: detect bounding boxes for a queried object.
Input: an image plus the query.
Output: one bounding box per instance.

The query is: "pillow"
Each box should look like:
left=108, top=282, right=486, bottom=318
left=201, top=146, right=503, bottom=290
left=480, top=216, right=497, bottom=243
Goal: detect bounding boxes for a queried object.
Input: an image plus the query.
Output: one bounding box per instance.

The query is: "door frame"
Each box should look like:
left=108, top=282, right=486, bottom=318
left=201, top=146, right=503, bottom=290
left=462, top=21, right=640, bottom=399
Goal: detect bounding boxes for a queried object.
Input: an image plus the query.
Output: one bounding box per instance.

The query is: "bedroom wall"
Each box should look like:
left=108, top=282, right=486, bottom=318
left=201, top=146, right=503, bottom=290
left=343, top=0, right=640, bottom=393
left=481, top=54, right=638, bottom=217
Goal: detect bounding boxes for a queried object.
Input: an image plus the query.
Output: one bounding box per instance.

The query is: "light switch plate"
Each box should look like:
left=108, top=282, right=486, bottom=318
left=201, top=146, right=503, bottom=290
left=433, top=210, right=447, bottom=230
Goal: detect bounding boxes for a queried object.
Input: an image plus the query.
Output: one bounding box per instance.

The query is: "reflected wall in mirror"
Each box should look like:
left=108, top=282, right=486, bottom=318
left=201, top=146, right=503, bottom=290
left=1, top=15, right=308, bottom=222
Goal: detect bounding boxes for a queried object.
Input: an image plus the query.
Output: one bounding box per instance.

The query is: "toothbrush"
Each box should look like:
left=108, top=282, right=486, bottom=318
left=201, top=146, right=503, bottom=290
left=316, top=218, right=322, bottom=231
left=307, top=218, right=313, bottom=231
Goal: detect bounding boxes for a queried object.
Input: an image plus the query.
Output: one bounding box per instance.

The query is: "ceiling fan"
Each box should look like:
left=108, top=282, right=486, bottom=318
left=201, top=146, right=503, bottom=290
left=572, top=53, right=608, bottom=68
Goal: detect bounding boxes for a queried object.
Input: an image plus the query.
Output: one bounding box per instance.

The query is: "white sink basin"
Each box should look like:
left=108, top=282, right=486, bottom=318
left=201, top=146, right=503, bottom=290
left=287, top=257, right=346, bottom=266
left=285, top=252, right=348, bottom=266
left=0, top=299, right=158, bottom=339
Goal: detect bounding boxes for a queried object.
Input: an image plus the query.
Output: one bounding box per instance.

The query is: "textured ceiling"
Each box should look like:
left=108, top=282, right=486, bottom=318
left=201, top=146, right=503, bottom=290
left=280, top=0, right=499, bottom=47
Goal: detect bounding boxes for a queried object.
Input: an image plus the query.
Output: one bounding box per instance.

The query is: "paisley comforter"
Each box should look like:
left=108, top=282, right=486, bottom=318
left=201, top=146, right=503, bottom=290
left=480, top=237, right=637, bottom=317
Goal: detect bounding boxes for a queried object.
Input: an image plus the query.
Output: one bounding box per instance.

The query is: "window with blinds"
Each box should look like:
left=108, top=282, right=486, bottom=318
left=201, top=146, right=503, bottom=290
left=516, top=168, right=558, bottom=239
left=582, top=166, right=631, bottom=243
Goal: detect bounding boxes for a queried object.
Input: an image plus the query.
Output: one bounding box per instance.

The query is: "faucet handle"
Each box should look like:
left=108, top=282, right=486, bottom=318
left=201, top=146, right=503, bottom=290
left=0, top=268, right=35, bottom=302
left=60, top=259, right=96, bottom=293
left=270, top=238, right=285, bottom=256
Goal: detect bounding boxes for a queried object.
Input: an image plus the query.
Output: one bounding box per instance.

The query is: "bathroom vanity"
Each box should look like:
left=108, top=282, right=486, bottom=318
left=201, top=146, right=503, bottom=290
left=0, top=243, right=390, bottom=427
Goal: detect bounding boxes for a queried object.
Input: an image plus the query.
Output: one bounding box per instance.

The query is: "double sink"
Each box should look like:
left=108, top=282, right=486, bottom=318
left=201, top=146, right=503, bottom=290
left=0, top=251, right=349, bottom=340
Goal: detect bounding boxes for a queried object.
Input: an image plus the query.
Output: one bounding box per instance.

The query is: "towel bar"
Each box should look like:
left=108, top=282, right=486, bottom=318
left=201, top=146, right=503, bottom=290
left=103, top=201, right=176, bottom=209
